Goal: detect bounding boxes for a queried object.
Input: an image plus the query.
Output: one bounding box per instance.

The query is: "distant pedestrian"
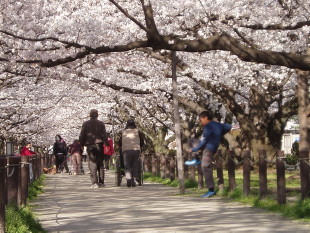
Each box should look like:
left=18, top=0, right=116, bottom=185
left=69, top=139, right=83, bottom=175
left=118, top=119, right=145, bottom=187
left=104, top=133, right=114, bottom=171
left=53, top=135, right=69, bottom=173
left=188, top=111, right=231, bottom=198
left=20, top=142, right=36, bottom=156
left=79, top=109, right=108, bottom=188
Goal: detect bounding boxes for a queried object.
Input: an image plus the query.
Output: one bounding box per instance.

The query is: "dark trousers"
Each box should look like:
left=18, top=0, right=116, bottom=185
left=201, top=149, right=215, bottom=189
left=55, top=153, right=63, bottom=171
left=87, top=144, right=105, bottom=185
left=123, top=150, right=140, bottom=181
left=105, top=155, right=111, bottom=170
left=56, top=153, right=68, bottom=172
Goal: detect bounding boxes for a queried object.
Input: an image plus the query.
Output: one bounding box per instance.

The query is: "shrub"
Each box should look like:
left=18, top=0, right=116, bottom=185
left=291, top=140, right=299, bottom=157
left=6, top=205, right=46, bottom=233
left=184, top=179, right=198, bottom=188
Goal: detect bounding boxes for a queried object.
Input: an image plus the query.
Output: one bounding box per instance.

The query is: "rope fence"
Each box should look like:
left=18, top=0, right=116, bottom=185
left=0, top=153, right=55, bottom=233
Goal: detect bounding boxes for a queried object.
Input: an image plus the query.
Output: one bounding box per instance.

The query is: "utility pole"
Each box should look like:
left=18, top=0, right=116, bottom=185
left=171, top=51, right=185, bottom=194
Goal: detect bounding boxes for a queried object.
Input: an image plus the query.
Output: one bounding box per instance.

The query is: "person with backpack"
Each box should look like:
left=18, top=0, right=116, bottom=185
left=187, top=111, right=232, bottom=198
left=79, top=109, right=108, bottom=188
left=118, top=119, right=145, bottom=187
left=53, top=135, right=69, bottom=173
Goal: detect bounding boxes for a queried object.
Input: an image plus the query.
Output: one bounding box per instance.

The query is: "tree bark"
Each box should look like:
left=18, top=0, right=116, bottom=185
left=297, top=48, right=310, bottom=199
left=172, top=51, right=185, bottom=194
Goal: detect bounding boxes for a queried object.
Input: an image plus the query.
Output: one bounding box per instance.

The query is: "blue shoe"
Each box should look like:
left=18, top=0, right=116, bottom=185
left=185, top=159, right=201, bottom=166
left=201, top=191, right=216, bottom=198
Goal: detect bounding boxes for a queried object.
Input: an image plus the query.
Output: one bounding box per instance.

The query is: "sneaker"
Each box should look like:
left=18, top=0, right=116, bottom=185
left=131, top=180, right=136, bottom=187
left=201, top=191, right=216, bottom=198
left=98, top=183, right=105, bottom=188
left=127, top=180, right=132, bottom=187
left=185, top=159, right=201, bottom=166
left=90, top=184, right=99, bottom=189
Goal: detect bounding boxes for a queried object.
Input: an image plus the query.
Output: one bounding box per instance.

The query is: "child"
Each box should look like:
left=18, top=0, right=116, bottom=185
left=188, top=111, right=231, bottom=198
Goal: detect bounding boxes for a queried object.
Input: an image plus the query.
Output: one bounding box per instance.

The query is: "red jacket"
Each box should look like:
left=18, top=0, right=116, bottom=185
left=20, top=147, right=36, bottom=156
left=104, top=138, right=114, bottom=156
left=69, top=142, right=83, bottom=155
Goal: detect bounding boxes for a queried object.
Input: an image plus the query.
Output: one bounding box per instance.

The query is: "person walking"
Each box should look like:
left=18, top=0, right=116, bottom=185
left=79, top=109, right=108, bottom=188
left=53, top=135, right=69, bottom=173
left=69, top=139, right=83, bottom=175
left=188, top=111, right=232, bottom=198
left=104, top=133, right=114, bottom=171
left=119, top=119, right=145, bottom=187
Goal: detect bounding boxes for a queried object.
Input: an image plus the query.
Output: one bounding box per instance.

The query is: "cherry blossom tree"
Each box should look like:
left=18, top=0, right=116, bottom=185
left=0, top=0, right=309, bottom=158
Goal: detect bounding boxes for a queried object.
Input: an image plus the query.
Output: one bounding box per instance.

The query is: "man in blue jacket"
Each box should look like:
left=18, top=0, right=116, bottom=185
left=188, top=111, right=232, bottom=198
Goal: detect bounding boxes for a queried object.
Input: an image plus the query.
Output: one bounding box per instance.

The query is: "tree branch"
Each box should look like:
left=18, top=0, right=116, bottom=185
left=108, top=0, right=155, bottom=36
left=89, top=78, right=153, bottom=95
left=240, top=20, right=310, bottom=30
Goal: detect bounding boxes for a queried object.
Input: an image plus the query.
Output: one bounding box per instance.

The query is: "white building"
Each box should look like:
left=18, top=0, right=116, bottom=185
left=281, top=130, right=299, bottom=154
left=281, top=118, right=299, bottom=154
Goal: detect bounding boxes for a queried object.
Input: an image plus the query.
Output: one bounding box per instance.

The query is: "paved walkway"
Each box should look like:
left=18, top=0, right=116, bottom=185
left=34, top=165, right=309, bottom=233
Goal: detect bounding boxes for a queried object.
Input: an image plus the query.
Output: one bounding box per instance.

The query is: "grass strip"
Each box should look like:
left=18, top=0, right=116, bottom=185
left=6, top=175, right=47, bottom=233
left=143, top=171, right=310, bottom=221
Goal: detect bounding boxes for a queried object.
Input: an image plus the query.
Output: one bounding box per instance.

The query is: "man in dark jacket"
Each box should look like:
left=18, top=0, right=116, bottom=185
left=79, top=109, right=108, bottom=188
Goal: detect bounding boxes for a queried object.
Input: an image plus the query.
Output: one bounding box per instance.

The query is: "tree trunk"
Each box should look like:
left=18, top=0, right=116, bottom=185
left=297, top=52, right=310, bottom=199
left=172, top=51, right=185, bottom=194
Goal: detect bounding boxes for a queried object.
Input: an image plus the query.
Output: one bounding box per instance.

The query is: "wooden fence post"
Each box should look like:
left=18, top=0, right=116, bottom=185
left=160, top=155, right=166, bottom=179
left=147, top=156, right=152, bottom=173
left=0, top=157, right=7, bottom=233
left=31, top=155, right=37, bottom=181
left=164, top=156, right=170, bottom=179
left=227, top=150, right=236, bottom=192
left=156, top=155, right=160, bottom=177
left=41, top=153, right=45, bottom=171
left=7, top=157, right=20, bottom=205
left=258, top=150, right=268, bottom=198
left=47, top=155, right=53, bottom=168
left=197, top=165, right=204, bottom=189
left=299, top=150, right=310, bottom=199
left=143, top=154, right=150, bottom=173
left=151, top=154, right=156, bottom=176
left=216, top=150, right=224, bottom=192
left=183, top=154, right=189, bottom=179
left=169, top=157, right=176, bottom=181
left=37, top=154, right=41, bottom=177
left=20, top=156, right=29, bottom=206
left=276, top=151, right=286, bottom=204
left=189, top=166, right=196, bottom=181
left=243, top=150, right=251, bottom=196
